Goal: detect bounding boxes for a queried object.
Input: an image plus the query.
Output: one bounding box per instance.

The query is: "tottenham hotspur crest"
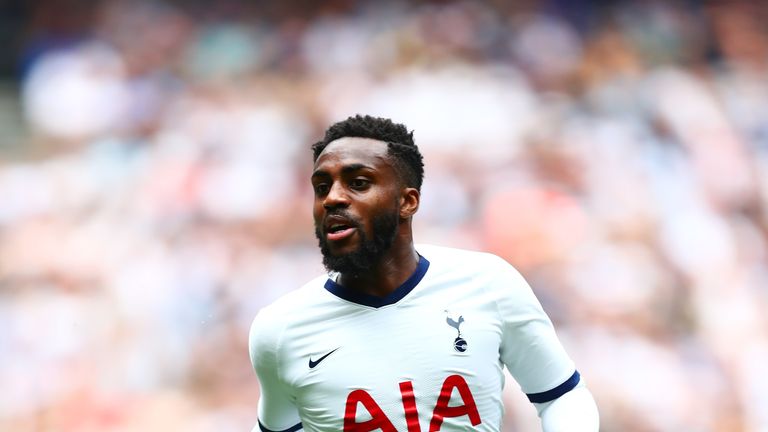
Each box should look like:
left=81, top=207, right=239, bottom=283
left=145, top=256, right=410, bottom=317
left=445, top=310, right=468, bottom=352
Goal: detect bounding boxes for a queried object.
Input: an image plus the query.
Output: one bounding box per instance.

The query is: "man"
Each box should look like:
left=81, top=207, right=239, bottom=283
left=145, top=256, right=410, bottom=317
left=249, top=115, right=599, bottom=431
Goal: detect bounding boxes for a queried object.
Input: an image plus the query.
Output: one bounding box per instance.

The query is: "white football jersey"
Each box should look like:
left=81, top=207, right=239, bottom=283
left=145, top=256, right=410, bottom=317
left=249, top=245, right=579, bottom=432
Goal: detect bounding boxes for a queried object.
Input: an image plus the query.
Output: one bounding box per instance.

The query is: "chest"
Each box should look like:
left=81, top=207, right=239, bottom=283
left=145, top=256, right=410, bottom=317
left=280, top=296, right=506, bottom=430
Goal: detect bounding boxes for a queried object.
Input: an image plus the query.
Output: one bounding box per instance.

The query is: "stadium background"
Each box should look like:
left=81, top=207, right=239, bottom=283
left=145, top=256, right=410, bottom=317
left=1, top=0, right=767, bottom=431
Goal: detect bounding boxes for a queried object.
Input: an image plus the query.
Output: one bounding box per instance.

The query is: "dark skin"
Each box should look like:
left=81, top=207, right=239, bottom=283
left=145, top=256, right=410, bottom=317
left=311, top=137, right=420, bottom=297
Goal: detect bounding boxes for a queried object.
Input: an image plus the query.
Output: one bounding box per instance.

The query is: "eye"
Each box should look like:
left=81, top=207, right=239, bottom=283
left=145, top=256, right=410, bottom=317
left=313, top=183, right=330, bottom=196
left=350, top=178, right=370, bottom=190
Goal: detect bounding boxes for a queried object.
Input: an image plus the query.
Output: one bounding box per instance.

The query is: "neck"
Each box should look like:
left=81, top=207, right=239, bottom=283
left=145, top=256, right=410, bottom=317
left=338, top=239, right=419, bottom=298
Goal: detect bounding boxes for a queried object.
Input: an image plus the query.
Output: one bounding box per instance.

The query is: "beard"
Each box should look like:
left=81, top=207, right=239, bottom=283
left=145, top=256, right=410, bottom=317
left=315, top=210, right=399, bottom=276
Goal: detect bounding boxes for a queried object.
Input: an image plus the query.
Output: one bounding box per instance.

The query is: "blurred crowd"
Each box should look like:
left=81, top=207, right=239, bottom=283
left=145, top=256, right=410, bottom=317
left=1, top=0, right=768, bottom=431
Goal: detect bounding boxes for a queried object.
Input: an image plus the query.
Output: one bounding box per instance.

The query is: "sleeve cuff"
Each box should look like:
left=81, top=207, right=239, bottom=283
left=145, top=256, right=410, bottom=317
left=526, top=370, right=581, bottom=403
left=258, top=420, right=303, bottom=432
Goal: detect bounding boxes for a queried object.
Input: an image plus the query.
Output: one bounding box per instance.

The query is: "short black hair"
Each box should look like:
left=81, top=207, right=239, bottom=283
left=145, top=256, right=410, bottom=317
left=312, top=115, right=425, bottom=191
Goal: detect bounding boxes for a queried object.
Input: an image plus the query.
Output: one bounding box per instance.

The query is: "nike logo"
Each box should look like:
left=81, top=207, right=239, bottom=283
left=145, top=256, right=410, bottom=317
left=309, top=348, right=340, bottom=369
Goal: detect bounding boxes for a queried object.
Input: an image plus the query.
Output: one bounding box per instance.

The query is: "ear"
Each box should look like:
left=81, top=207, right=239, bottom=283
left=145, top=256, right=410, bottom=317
left=399, top=187, right=420, bottom=219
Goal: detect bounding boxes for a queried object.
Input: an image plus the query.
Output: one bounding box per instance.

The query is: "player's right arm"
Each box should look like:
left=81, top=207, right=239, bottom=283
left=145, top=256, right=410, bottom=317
left=249, top=309, right=303, bottom=432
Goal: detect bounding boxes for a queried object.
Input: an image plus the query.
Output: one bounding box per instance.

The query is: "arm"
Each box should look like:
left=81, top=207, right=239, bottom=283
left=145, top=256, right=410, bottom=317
left=489, top=256, right=599, bottom=431
left=249, top=310, right=303, bottom=432
left=534, top=380, right=600, bottom=432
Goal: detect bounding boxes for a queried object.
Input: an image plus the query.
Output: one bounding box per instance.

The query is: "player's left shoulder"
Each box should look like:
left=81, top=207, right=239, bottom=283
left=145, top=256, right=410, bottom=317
left=417, top=243, right=515, bottom=275
left=419, top=244, right=537, bottom=303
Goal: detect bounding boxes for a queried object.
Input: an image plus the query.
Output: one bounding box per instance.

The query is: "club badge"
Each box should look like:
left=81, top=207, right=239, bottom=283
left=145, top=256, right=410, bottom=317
left=445, top=310, right=468, bottom=352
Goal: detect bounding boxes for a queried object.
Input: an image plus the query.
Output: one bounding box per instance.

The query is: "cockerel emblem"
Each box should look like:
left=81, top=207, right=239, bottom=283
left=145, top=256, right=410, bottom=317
left=445, top=311, right=468, bottom=352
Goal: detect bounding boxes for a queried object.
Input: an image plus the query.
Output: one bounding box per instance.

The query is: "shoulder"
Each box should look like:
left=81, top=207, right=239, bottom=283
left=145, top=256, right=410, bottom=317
left=417, top=243, right=517, bottom=277
left=416, top=244, right=522, bottom=287
left=248, top=274, right=328, bottom=365
left=250, top=274, right=328, bottom=332
left=418, top=244, right=536, bottom=305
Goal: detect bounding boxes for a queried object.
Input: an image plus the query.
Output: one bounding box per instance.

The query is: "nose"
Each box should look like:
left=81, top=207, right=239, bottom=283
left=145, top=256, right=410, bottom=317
left=323, top=182, right=350, bottom=210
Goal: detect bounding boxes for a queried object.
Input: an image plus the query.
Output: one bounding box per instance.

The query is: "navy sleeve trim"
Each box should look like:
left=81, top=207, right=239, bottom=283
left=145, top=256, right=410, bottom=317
left=526, top=370, right=580, bottom=403
left=258, top=420, right=302, bottom=432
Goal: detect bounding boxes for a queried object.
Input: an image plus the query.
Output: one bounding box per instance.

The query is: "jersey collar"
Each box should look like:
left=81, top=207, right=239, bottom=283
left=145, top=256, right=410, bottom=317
left=323, top=254, right=430, bottom=308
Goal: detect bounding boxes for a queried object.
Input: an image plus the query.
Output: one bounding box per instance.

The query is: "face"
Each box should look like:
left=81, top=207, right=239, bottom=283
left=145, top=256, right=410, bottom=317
left=311, top=138, right=403, bottom=275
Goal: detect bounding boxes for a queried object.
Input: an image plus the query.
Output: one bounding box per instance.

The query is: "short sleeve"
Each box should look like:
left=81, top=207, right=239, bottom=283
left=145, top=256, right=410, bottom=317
left=490, top=257, right=579, bottom=402
left=249, top=310, right=303, bottom=431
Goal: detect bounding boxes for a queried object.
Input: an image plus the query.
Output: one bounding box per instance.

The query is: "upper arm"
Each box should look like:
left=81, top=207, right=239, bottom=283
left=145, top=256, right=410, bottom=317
left=249, top=311, right=302, bottom=431
left=492, top=257, right=578, bottom=401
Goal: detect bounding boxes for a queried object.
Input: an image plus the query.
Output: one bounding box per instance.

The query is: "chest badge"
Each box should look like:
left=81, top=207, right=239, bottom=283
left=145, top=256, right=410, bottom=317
left=445, top=310, right=468, bottom=352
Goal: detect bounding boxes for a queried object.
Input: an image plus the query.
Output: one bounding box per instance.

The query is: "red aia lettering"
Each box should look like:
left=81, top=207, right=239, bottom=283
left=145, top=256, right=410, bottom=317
left=399, top=381, right=422, bottom=432
left=429, top=374, right=481, bottom=431
left=344, top=376, right=481, bottom=431
left=343, top=389, right=396, bottom=432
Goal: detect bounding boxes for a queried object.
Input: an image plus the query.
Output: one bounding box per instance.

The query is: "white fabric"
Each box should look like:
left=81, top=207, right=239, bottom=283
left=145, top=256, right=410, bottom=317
left=249, top=244, right=592, bottom=431
left=536, top=381, right=600, bottom=432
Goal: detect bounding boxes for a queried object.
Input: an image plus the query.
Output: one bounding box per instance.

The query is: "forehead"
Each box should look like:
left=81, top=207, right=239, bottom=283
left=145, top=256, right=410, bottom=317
left=313, top=137, right=391, bottom=172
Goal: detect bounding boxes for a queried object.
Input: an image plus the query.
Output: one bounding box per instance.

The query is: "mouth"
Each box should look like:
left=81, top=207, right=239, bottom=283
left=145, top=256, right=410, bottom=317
left=326, top=223, right=357, bottom=242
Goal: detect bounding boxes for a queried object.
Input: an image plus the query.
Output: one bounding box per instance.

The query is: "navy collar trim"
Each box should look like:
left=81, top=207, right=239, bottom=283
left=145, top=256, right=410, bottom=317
left=324, top=255, right=430, bottom=308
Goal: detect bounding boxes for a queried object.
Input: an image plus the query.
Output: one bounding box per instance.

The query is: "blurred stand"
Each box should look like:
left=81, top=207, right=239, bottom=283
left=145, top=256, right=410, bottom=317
left=1, top=1, right=767, bottom=431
